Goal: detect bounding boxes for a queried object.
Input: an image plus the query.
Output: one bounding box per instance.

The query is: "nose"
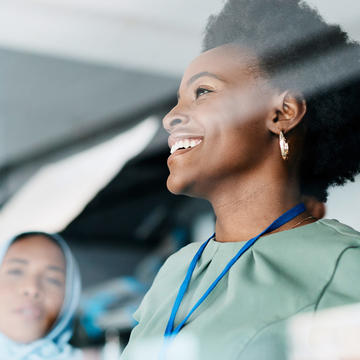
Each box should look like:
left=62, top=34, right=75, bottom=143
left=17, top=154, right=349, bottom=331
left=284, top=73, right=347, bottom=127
left=20, top=276, right=41, bottom=299
left=162, top=111, right=190, bottom=133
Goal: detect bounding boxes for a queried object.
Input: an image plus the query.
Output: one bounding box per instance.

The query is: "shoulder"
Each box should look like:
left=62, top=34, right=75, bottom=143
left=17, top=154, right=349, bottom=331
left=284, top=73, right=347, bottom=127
left=316, top=244, right=360, bottom=310
left=314, top=219, right=360, bottom=261
left=304, top=219, right=360, bottom=310
left=289, top=218, right=360, bottom=253
left=253, top=219, right=360, bottom=278
left=316, top=219, right=360, bottom=243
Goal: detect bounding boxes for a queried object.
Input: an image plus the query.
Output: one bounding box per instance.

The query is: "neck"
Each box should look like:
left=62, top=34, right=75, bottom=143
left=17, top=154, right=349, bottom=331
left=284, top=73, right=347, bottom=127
left=208, top=174, right=309, bottom=243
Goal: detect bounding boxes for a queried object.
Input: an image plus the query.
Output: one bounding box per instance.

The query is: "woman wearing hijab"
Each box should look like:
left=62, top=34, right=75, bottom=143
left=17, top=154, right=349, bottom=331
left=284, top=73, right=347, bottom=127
left=121, top=0, right=360, bottom=359
left=0, top=231, right=82, bottom=360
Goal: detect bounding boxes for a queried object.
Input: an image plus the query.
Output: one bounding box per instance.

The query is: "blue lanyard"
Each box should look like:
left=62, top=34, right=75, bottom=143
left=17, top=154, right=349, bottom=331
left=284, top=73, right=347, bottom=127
left=164, top=203, right=306, bottom=339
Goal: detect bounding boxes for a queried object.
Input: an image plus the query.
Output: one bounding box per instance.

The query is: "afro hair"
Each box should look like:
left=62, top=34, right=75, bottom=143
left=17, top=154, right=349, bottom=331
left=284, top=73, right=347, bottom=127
left=203, top=0, right=360, bottom=201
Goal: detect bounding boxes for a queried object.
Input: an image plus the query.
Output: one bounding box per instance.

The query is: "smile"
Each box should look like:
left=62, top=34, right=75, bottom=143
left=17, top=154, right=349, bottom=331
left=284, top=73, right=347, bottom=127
left=170, top=138, right=203, bottom=154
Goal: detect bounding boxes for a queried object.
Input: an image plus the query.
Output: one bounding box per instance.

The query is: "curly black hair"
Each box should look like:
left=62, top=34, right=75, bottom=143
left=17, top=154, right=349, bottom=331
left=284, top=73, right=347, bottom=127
left=203, top=0, right=360, bottom=201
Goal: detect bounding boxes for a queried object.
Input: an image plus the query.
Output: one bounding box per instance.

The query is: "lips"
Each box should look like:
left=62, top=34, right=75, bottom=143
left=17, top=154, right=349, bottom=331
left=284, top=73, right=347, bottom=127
left=14, top=303, right=43, bottom=321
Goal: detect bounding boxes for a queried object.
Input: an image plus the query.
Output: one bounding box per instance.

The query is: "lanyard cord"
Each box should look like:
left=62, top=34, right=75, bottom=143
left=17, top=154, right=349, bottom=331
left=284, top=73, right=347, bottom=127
left=164, top=203, right=306, bottom=338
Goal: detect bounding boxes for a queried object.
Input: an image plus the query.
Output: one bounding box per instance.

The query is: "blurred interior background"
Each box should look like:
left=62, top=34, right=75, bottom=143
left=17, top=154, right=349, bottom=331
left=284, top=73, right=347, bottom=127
left=0, top=0, right=359, bottom=352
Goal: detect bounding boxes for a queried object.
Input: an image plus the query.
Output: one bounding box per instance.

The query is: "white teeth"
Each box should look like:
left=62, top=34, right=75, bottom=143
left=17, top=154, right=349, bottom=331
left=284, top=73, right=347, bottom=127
left=170, top=138, right=202, bottom=154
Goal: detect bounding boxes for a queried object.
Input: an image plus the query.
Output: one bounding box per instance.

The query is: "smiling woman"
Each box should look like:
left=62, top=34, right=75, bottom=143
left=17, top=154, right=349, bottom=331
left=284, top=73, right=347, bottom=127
left=121, top=0, right=360, bottom=359
left=0, top=232, right=82, bottom=360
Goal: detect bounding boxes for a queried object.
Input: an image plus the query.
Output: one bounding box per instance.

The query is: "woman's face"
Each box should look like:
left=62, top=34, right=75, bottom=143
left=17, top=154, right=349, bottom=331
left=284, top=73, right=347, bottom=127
left=163, top=45, right=277, bottom=198
left=0, top=235, right=66, bottom=343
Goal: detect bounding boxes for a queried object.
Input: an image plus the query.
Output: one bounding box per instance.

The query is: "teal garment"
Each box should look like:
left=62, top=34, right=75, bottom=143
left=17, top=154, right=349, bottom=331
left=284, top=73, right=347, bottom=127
left=121, top=219, right=360, bottom=360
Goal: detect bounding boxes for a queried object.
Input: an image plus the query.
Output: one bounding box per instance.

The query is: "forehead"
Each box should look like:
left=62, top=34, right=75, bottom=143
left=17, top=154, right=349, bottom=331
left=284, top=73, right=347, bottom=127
left=3, top=235, right=65, bottom=268
left=181, top=44, right=261, bottom=85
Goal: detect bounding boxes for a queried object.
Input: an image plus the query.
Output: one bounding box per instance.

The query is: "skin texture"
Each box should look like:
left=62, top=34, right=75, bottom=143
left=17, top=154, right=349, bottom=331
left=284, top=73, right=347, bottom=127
left=163, top=44, right=315, bottom=243
left=0, top=235, right=66, bottom=343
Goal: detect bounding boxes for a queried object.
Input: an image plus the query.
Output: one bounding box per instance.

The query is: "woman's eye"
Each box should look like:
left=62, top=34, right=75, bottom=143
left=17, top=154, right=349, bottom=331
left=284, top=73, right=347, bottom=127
left=195, top=87, right=212, bottom=99
left=7, top=268, right=23, bottom=276
left=46, top=277, right=64, bottom=287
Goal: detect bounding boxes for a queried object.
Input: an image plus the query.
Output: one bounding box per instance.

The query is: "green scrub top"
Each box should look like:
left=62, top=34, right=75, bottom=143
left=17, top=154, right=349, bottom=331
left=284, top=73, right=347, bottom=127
left=121, top=219, right=360, bottom=360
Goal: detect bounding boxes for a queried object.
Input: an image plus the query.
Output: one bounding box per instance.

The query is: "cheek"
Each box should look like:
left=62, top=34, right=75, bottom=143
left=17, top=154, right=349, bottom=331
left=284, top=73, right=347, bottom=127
left=0, top=282, right=20, bottom=336
left=214, top=93, right=271, bottom=158
left=0, top=280, right=17, bottom=307
left=44, top=289, right=65, bottom=326
left=204, top=112, right=267, bottom=165
left=209, top=86, right=262, bottom=123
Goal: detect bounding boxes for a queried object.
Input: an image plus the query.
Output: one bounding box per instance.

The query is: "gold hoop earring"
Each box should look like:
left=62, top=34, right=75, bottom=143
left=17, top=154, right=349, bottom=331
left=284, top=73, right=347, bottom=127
left=279, top=131, right=289, bottom=160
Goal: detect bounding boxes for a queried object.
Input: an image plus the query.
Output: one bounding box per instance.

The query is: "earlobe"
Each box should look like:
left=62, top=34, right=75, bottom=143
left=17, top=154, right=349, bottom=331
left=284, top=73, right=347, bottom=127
left=267, top=91, right=307, bottom=135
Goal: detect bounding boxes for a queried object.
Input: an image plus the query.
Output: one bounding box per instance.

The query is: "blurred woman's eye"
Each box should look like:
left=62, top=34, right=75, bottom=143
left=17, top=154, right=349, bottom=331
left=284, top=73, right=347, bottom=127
left=195, top=87, right=212, bottom=99
left=46, top=277, right=64, bottom=287
left=7, top=268, right=23, bottom=276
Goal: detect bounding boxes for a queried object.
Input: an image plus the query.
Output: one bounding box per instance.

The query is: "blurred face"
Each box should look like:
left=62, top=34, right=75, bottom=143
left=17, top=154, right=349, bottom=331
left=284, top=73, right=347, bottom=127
left=0, top=235, right=66, bottom=343
left=163, top=45, right=276, bottom=198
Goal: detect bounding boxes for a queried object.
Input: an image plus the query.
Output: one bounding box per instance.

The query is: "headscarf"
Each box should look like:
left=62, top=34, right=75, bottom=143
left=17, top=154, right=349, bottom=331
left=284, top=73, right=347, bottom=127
left=0, top=231, right=82, bottom=360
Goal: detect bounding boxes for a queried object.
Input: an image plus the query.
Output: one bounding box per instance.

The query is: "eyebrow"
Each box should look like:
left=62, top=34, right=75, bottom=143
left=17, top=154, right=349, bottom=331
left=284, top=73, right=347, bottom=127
left=46, top=265, right=66, bottom=274
left=177, top=71, right=224, bottom=100
left=186, top=71, right=223, bottom=87
left=4, top=258, right=65, bottom=274
left=5, top=258, right=28, bottom=264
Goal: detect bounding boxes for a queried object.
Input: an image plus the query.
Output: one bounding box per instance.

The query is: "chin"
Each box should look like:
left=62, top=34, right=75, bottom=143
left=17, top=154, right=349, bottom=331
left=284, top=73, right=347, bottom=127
left=6, top=331, right=43, bottom=344
left=166, top=175, right=205, bottom=199
left=166, top=175, right=186, bottom=195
